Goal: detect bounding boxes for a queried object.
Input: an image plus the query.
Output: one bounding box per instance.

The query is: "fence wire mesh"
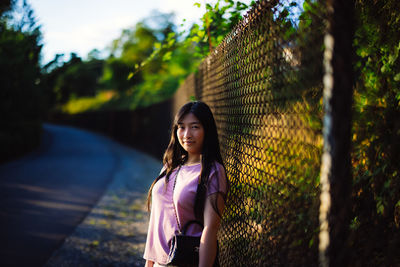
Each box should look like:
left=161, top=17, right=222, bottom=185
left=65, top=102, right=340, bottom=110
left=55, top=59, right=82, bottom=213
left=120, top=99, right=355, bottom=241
left=179, top=0, right=326, bottom=265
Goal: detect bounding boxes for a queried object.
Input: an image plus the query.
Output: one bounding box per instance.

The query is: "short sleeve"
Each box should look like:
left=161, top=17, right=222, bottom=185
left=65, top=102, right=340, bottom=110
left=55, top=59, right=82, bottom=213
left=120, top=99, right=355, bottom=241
left=206, top=162, right=228, bottom=197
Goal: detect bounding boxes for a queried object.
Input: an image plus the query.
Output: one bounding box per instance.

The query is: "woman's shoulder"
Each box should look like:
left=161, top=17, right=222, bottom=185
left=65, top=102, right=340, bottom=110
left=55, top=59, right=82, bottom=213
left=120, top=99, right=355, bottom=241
left=210, top=161, right=226, bottom=177
left=212, top=160, right=224, bottom=169
left=207, top=161, right=228, bottom=195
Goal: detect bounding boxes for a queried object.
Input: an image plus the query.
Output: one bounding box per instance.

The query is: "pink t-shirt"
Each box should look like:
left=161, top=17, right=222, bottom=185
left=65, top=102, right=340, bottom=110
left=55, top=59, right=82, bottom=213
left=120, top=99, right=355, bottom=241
left=143, top=161, right=227, bottom=265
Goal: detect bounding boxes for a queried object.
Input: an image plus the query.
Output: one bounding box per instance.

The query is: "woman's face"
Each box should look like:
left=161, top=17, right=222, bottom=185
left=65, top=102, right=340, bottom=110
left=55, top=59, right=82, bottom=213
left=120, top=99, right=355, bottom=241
left=177, top=112, right=205, bottom=157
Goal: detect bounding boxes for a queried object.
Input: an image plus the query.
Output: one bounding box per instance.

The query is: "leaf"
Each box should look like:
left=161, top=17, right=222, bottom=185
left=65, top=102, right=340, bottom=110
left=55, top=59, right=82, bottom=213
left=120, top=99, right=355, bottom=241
left=380, top=64, right=390, bottom=73
left=162, top=51, right=172, bottom=61
left=194, top=2, right=201, bottom=8
left=303, top=0, right=314, bottom=13
left=376, top=199, right=385, bottom=215
left=191, top=36, right=200, bottom=43
left=127, top=72, right=134, bottom=80
left=383, top=180, right=391, bottom=189
left=168, top=39, right=175, bottom=46
left=167, top=32, right=176, bottom=39
left=356, top=48, right=369, bottom=58
left=197, top=30, right=205, bottom=38
left=394, top=73, right=400, bottom=81
left=154, top=42, right=161, bottom=49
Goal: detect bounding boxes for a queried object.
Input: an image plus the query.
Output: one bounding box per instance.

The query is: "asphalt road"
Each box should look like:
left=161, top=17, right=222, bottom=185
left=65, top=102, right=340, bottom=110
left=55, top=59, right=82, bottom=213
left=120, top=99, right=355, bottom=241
left=0, top=124, right=127, bottom=266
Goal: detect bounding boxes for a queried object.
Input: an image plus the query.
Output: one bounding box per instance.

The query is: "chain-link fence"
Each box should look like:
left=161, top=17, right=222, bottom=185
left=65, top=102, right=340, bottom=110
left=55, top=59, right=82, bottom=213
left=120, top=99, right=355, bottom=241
left=175, top=0, right=327, bottom=265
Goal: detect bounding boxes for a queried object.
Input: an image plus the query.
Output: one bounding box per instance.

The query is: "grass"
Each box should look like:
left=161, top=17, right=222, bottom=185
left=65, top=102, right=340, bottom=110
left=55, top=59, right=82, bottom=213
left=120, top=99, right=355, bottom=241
left=61, top=90, right=116, bottom=114
left=60, top=88, right=171, bottom=114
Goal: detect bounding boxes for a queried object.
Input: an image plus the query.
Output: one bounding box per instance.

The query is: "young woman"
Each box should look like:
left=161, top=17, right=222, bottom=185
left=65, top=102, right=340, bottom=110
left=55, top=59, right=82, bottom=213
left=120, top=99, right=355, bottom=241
left=143, top=101, right=228, bottom=267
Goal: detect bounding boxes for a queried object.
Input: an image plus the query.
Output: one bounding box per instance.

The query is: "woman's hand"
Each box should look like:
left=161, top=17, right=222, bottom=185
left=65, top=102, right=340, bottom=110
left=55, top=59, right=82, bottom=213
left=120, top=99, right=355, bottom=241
left=199, top=193, right=225, bottom=267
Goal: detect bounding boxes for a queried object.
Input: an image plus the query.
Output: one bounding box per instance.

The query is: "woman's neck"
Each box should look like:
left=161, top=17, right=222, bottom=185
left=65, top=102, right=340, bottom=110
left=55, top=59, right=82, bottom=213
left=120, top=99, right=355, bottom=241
left=185, top=154, right=201, bottom=165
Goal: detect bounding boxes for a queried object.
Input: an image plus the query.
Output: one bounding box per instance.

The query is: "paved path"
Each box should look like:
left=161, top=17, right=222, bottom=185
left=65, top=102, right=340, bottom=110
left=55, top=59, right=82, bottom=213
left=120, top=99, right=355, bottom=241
left=0, top=124, right=161, bottom=267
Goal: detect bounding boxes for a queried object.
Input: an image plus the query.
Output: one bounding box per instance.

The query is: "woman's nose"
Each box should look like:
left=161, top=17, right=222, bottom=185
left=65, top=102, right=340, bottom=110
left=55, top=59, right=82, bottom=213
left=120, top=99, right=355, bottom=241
left=184, top=128, right=192, bottom=138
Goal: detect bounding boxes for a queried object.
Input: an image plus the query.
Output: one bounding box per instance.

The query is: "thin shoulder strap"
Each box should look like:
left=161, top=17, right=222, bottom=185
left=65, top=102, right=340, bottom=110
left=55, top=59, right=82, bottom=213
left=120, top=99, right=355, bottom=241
left=172, top=165, right=182, bottom=232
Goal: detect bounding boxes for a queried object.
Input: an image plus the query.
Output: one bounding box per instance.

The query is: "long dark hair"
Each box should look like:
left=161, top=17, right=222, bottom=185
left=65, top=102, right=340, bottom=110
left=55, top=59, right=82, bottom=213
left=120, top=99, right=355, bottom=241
left=147, top=101, right=227, bottom=221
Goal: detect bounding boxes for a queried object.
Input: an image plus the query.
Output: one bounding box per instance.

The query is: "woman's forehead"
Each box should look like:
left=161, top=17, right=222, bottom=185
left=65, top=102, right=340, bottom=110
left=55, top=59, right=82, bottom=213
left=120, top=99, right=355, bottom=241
left=178, top=113, right=200, bottom=124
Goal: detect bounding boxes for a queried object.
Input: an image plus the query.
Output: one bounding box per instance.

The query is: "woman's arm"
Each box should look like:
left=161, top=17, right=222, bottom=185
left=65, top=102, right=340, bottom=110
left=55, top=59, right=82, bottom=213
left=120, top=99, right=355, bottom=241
left=145, top=260, right=154, bottom=267
left=199, top=193, right=225, bottom=267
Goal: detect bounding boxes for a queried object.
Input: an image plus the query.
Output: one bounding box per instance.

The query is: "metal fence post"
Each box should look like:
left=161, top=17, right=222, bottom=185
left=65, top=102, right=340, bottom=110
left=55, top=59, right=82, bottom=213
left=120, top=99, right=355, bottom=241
left=319, top=0, right=354, bottom=266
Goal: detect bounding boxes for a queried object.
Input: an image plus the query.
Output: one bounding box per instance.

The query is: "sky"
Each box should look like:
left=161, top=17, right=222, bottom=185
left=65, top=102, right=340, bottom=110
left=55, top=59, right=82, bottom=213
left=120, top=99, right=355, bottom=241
left=28, top=0, right=219, bottom=64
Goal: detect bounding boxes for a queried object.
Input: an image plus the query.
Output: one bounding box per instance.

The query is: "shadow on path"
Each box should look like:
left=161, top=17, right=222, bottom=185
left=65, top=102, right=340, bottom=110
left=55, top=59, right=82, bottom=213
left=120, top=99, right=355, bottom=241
left=0, top=124, right=161, bottom=267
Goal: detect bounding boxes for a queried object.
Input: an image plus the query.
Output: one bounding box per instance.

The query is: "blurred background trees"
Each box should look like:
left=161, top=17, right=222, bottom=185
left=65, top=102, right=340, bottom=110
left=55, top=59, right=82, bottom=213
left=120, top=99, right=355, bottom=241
left=41, top=1, right=253, bottom=114
left=0, top=0, right=43, bottom=162
left=0, top=0, right=252, bottom=161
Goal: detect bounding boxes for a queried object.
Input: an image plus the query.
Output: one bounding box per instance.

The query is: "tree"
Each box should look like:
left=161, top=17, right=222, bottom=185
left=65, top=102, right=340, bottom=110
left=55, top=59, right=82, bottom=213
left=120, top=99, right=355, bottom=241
left=0, top=0, right=43, bottom=161
left=42, top=53, right=105, bottom=105
left=0, top=0, right=13, bottom=16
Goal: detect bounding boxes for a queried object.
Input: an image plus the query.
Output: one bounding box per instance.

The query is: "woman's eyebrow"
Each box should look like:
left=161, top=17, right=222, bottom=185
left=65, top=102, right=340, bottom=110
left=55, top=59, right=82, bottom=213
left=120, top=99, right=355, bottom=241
left=177, top=121, right=200, bottom=125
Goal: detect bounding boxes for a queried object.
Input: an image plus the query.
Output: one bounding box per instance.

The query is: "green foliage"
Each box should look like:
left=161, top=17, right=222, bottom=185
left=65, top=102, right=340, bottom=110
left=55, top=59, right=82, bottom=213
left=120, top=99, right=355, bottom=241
left=0, top=0, right=43, bottom=161
left=98, top=13, right=185, bottom=110
left=184, top=0, right=252, bottom=58
left=115, top=0, right=253, bottom=109
left=349, top=0, right=400, bottom=264
left=44, top=2, right=251, bottom=113
left=42, top=53, right=105, bottom=106
left=101, top=56, right=139, bottom=93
